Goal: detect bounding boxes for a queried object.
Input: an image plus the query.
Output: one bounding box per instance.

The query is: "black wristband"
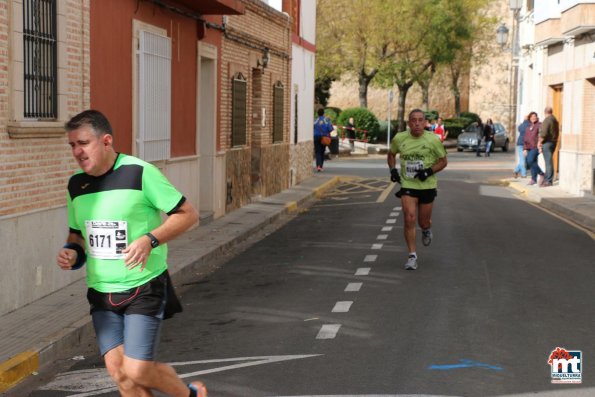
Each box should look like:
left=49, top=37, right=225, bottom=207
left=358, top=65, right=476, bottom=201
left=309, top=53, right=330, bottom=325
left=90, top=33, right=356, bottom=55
left=63, top=242, right=86, bottom=270
left=145, top=232, right=160, bottom=248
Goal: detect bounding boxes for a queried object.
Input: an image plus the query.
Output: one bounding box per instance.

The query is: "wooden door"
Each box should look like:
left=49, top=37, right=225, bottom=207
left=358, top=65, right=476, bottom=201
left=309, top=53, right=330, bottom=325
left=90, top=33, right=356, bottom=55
left=551, top=85, right=563, bottom=175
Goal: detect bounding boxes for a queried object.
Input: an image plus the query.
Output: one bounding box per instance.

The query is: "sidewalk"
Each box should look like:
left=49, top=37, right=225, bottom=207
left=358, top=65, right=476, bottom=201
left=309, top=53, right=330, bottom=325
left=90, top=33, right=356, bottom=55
left=506, top=178, right=595, bottom=234
left=1, top=173, right=594, bottom=393
left=0, top=175, right=340, bottom=393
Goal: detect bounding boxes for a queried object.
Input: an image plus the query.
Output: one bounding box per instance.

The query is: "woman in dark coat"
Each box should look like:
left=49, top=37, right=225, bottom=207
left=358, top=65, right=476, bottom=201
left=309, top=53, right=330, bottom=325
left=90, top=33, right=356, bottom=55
left=523, top=111, right=545, bottom=185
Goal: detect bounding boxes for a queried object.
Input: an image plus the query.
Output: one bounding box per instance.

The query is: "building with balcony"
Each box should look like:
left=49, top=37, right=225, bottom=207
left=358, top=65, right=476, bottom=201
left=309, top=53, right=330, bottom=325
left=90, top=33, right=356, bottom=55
left=516, top=0, right=595, bottom=195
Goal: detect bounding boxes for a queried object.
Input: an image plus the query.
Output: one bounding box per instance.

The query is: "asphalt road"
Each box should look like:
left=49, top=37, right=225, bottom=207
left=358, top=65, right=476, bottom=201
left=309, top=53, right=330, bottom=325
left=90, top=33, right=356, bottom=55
left=24, top=150, right=595, bottom=397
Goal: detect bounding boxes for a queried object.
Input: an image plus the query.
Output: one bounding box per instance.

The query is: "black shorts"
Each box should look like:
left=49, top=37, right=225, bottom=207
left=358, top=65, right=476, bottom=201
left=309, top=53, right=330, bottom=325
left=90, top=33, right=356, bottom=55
left=87, top=270, right=182, bottom=320
left=396, top=188, right=437, bottom=204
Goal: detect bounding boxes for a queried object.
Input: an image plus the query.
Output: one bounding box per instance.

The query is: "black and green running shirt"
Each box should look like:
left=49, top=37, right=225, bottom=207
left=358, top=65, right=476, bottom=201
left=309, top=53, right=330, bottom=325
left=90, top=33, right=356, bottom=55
left=67, top=154, right=185, bottom=293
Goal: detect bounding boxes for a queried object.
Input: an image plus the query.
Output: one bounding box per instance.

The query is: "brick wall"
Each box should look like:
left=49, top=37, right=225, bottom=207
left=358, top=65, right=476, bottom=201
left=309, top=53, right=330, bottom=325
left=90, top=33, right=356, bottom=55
left=0, top=0, right=89, bottom=218
left=221, top=0, right=291, bottom=207
left=0, top=0, right=90, bottom=316
left=289, top=141, right=313, bottom=185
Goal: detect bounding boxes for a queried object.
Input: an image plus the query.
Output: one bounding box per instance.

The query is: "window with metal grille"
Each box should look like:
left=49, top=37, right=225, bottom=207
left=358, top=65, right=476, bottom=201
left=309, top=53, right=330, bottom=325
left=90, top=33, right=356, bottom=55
left=273, top=82, right=284, bottom=143
left=232, top=73, right=247, bottom=147
left=23, top=0, right=57, bottom=119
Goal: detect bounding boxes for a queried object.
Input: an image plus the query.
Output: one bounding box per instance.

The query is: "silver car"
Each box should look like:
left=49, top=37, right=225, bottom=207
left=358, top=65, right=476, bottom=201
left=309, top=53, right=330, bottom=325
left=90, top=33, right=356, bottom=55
left=456, top=122, right=509, bottom=152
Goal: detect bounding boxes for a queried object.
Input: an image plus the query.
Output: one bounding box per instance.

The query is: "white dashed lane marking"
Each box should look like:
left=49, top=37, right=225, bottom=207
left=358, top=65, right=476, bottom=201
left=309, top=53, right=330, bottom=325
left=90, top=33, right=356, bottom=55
left=355, top=267, right=371, bottom=276
left=345, top=282, right=362, bottom=292
left=332, top=301, right=353, bottom=313
left=315, top=208, right=402, bottom=342
left=316, top=324, right=342, bottom=339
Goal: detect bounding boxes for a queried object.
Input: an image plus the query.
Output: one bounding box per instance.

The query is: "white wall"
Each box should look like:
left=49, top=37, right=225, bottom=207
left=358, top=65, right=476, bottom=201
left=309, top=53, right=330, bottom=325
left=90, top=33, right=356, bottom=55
left=0, top=208, right=83, bottom=316
left=291, top=45, right=315, bottom=143
left=534, top=0, right=561, bottom=24
left=300, top=1, right=317, bottom=44
left=289, top=1, right=316, bottom=144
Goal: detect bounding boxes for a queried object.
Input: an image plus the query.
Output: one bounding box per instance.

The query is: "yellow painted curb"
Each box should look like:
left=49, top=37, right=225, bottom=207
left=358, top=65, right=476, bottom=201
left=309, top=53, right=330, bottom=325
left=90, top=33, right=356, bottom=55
left=286, top=201, right=298, bottom=212
left=0, top=350, right=39, bottom=392
left=313, top=176, right=342, bottom=198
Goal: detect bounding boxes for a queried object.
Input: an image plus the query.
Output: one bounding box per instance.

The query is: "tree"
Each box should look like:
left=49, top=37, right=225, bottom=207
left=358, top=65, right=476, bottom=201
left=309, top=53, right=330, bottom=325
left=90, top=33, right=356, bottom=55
left=417, top=65, right=436, bottom=111
left=316, top=0, right=497, bottom=122
left=315, top=77, right=334, bottom=108
left=446, top=2, right=496, bottom=116
left=316, top=0, right=399, bottom=108
left=373, top=0, right=468, bottom=131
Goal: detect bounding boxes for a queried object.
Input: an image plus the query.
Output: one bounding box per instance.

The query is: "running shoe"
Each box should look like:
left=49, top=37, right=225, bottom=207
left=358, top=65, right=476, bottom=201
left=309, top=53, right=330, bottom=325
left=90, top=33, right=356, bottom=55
left=422, top=229, right=433, bottom=246
left=405, top=255, right=418, bottom=270
left=189, top=381, right=208, bottom=397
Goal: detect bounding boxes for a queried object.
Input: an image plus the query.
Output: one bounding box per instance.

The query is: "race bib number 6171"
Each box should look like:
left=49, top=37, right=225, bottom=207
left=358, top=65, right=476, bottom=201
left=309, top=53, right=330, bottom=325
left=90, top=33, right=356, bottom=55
left=84, top=220, right=128, bottom=259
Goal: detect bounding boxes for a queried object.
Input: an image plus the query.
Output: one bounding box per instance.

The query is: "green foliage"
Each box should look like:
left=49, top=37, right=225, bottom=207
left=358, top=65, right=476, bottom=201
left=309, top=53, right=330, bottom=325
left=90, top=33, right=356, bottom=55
left=324, top=107, right=342, bottom=124
left=459, top=111, right=482, bottom=124
left=444, top=117, right=473, bottom=139
left=377, top=120, right=399, bottom=143
left=424, top=110, right=439, bottom=121
left=315, top=77, right=334, bottom=108
left=336, top=108, right=381, bottom=142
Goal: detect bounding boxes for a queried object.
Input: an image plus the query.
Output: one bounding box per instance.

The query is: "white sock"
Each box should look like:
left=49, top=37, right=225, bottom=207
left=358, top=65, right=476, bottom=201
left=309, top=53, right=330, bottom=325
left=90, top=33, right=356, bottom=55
left=409, top=252, right=417, bottom=258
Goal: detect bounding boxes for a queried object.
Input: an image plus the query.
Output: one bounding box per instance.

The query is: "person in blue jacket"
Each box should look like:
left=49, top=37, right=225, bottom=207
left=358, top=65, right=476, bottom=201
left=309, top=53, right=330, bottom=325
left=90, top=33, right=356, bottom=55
left=514, top=114, right=531, bottom=178
left=313, top=108, right=333, bottom=172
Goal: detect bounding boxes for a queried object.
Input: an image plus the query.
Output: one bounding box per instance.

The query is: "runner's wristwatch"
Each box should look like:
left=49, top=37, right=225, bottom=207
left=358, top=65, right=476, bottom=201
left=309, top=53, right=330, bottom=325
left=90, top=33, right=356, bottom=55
left=145, top=232, right=160, bottom=248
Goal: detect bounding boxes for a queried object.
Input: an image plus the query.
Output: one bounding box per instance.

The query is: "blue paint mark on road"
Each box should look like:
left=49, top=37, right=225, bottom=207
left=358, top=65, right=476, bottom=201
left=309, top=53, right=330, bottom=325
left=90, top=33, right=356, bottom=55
left=429, top=359, right=503, bottom=371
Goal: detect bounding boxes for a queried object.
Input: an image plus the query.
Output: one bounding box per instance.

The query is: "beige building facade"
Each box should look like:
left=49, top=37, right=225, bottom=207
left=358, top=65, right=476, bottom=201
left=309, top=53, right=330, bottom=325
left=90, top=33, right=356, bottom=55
left=517, top=0, right=595, bottom=195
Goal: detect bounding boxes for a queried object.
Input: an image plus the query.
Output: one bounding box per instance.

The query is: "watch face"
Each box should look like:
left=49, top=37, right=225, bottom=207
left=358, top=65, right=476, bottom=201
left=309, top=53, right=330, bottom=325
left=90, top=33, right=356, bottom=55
left=147, top=233, right=159, bottom=248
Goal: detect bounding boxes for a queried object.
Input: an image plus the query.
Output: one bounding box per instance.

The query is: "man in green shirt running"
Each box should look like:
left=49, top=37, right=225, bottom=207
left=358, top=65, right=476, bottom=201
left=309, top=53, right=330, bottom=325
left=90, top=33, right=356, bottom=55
left=387, top=109, right=448, bottom=270
left=56, top=110, right=207, bottom=397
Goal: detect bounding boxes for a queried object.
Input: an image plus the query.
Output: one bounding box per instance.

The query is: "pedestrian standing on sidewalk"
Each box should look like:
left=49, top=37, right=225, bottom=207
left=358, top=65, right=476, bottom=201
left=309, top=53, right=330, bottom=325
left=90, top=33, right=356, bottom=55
left=513, top=114, right=530, bottom=178
left=483, top=119, right=495, bottom=156
left=538, top=106, right=559, bottom=187
left=313, top=108, right=333, bottom=172
left=476, top=120, right=493, bottom=157
left=56, top=110, right=208, bottom=397
left=523, top=111, right=545, bottom=186
left=346, top=117, right=356, bottom=152
left=387, top=108, right=448, bottom=270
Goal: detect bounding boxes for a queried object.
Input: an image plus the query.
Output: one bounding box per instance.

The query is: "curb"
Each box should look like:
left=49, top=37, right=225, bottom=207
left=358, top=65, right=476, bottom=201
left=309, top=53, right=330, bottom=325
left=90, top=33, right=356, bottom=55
left=539, top=198, right=595, bottom=233
left=312, top=176, right=341, bottom=198
left=0, top=175, right=342, bottom=393
left=0, top=351, right=38, bottom=393
left=506, top=180, right=595, bottom=234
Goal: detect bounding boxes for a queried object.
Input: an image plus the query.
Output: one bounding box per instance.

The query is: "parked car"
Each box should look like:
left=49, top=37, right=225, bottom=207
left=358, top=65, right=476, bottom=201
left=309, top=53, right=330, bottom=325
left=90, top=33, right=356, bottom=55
left=456, top=122, right=509, bottom=152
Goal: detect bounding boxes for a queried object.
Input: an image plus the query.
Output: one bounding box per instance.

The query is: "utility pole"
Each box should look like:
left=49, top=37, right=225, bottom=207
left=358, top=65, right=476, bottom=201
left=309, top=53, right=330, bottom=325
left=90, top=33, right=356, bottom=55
left=387, top=90, right=393, bottom=147
left=510, top=0, right=522, bottom=142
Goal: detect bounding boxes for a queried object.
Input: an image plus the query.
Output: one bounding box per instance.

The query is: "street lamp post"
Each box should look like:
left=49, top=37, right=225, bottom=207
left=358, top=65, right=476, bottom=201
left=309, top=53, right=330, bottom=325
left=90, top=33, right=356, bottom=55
left=496, top=2, right=522, bottom=142
left=387, top=90, right=393, bottom=147
left=496, top=24, right=509, bottom=49
left=509, top=0, right=522, bottom=142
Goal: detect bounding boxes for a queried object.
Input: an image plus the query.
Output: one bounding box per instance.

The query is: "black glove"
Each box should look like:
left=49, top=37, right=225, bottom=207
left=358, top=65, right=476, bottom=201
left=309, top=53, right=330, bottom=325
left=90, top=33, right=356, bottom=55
left=414, top=167, right=434, bottom=181
left=390, top=168, right=401, bottom=184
